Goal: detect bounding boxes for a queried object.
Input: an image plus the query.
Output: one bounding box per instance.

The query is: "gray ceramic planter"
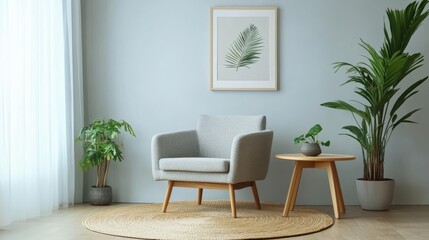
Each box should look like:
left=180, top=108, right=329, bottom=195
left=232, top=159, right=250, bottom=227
left=89, top=186, right=112, bottom=206
left=301, top=143, right=321, bottom=156
left=356, top=179, right=395, bottom=210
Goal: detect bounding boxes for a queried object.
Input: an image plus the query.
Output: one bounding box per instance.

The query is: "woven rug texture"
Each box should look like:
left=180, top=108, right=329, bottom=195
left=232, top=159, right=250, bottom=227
left=82, top=200, right=334, bottom=239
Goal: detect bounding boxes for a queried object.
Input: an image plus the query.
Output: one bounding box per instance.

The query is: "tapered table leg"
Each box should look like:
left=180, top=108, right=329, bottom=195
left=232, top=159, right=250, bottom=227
left=331, top=163, right=345, bottom=213
left=283, top=162, right=303, bottom=216
left=326, top=163, right=340, bottom=219
left=289, top=163, right=304, bottom=211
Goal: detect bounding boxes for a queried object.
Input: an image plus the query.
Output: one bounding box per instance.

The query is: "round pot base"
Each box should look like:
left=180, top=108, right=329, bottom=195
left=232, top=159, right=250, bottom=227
left=89, top=186, right=112, bottom=206
left=356, top=179, right=394, bottom=211
left=301, top=143, right=321, bottom=156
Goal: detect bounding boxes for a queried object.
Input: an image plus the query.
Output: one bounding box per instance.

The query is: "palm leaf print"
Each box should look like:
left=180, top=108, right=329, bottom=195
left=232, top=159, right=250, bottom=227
left=224, top=24, right=263, bottom=71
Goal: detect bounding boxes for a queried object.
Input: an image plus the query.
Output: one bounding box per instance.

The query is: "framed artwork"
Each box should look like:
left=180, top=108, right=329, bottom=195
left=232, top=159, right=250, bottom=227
left=210, top=7, right=278, bottom=91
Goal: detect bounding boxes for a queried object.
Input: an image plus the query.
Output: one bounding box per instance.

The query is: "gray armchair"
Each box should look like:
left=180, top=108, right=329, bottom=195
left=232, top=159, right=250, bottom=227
left=151, top=115, right=273, bottom=217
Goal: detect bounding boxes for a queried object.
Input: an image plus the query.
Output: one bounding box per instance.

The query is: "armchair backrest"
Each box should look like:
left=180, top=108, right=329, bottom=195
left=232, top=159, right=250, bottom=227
left=196, top=115, right=266, bottom=158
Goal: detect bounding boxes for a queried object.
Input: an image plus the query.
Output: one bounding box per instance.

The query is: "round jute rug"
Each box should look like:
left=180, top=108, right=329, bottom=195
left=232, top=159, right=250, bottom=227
left=82, top=201, right=333, bottom=239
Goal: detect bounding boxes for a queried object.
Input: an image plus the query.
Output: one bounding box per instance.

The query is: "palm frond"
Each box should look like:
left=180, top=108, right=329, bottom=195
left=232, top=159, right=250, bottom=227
left=381, top=0, right=429, bottom=57
left=224, top=24, right=263, bottom=71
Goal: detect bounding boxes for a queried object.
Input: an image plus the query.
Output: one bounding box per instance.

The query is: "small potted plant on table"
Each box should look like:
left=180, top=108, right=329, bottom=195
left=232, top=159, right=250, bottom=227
left=294, top=124, right=330, bottom=156
left=77, top=119, right=135, bottom=205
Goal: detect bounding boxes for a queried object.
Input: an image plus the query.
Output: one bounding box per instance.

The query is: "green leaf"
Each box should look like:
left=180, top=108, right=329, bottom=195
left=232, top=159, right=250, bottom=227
left=307, top=124, right=322, bottom=138
left=293, top=134, right=305, bottom=144
left=390, top=77, right=427, bottom=117
left=381, top=0, right=429, bottom=57
left=342, top=125, right=367, bottom=148
left=321, top=101, right=370, bottom=123
left=392, top=108, right=421, bottom=130
left=76, top=118, right=136, bottom=173
left=339, top=133, right=368, bottom=150
left=224, top=24, right=263, bottom=71
left=294, top=124, right=330, bottom=145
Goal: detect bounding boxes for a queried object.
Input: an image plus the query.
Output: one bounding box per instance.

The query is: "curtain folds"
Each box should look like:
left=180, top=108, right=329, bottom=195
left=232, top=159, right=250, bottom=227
left=0, top=0, right=83, bottom=226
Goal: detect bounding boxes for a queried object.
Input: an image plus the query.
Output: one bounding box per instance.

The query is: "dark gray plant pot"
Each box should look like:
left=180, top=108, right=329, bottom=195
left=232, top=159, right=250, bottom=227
left=301, top=143, right=321, bottom=156
left=89, top=186, right=112, bottom=206
left=356, top=179, right=395, bottom=210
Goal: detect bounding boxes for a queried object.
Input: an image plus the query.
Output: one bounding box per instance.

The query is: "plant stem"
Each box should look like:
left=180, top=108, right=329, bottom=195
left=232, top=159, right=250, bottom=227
left=96, top=165, right=101, bottom=187
left=100, top=159, right=107, bottom=187
left=103, top=160, right=110, bottom=187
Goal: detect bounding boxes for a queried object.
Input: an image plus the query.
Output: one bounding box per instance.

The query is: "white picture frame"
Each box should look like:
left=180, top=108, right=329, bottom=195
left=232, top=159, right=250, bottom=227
left=210, top=7, right=278, bottom=91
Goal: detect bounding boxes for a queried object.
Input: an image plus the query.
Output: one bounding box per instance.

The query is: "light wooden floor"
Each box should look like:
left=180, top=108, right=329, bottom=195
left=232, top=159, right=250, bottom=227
left=1, top=204, right=428, bottom=240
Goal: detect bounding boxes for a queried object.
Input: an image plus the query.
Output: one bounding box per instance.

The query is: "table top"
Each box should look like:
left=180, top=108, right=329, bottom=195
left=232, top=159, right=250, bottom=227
left=275, top=153, right=356, bottom=162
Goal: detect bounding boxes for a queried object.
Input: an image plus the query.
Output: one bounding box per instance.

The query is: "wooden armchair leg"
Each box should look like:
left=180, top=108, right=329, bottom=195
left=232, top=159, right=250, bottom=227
left=251, top=181, right=262, bottom=209
left=228, top=184, right=237, bottom=218
left=197, top=188, right=203, bottom=205
left=162, top=181, right=174, bottom=213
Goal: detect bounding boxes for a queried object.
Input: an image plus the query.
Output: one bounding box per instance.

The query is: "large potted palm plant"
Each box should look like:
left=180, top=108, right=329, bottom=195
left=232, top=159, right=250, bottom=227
left=321, top=0, right=428, bottom=210
left=77, top=119, right=135, bottom=205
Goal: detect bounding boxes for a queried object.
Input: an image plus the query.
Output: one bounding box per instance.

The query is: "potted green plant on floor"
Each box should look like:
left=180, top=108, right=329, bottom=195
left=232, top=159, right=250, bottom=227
left=294, top=124, right=330, bottom=156
left=77, top=119, right=135, bottom=205
left=321, top=0, right=428, bottom=210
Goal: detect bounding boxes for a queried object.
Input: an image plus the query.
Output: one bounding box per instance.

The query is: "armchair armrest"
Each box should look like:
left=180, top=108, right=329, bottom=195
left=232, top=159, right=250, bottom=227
left=227, top=130, right=273, bottom=183
left=151, top=130, right=199, bottom=178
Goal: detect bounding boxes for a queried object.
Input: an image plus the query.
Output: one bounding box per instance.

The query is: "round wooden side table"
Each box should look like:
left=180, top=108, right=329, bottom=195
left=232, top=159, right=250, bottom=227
left=276, top=153, right=355, bottom=219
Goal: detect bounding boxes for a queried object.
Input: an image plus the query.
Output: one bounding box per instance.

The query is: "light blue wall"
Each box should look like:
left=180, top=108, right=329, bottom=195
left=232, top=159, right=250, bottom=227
left=81, top=0, right=429, bottom=205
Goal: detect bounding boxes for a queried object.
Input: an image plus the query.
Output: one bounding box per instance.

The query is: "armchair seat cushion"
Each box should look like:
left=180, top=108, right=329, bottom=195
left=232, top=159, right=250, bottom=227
left=159, top=157, right=230, bottom=173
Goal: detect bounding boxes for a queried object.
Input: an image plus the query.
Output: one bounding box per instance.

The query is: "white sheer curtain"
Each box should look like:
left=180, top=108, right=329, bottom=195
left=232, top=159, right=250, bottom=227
left=0, top=0, right=83, bottom=226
